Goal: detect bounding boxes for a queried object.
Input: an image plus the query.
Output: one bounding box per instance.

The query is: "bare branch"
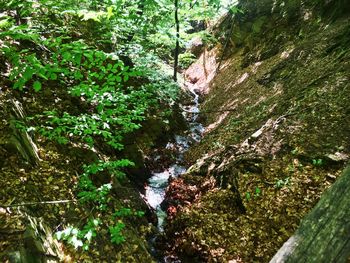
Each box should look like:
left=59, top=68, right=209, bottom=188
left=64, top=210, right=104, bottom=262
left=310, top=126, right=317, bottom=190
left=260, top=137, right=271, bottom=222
left=0, top=200, right=77, bottom=208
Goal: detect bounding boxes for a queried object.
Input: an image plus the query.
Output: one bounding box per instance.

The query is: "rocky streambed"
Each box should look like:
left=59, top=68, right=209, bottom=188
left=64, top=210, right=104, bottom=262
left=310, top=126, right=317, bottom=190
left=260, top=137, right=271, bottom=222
left=144, top=79, right=204, bottom=261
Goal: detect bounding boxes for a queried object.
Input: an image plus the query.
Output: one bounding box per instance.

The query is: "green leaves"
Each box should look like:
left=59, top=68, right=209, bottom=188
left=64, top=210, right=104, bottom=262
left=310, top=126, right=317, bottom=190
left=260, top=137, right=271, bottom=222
left=50, top=73, right=58, bottom=80
left=109, top=222, right=126, bottom=244
left=312, top=158, right=324, bottom=166
left=33, top=81, right=42, bottom=92
left=275, top=177, right=290, bottom=189
left=255, top=187, right=261, bottom=197
left=106, top=6, right=114, bottom=20
left=1, top=0, right=197, bottom=252
left=78, top=159, right=134, bottom=210
left=113, top=208, right=145, bottom=218
left=246, top=192, right=251, bottom=201
left=82, top=160, right=134, bottom=177
left=55, top=219, right=101, bottom=250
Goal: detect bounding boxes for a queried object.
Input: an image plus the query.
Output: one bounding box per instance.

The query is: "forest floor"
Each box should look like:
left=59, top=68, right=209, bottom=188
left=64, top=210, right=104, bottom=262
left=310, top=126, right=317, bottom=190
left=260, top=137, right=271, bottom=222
left=0, top=3, right=349, bottom=263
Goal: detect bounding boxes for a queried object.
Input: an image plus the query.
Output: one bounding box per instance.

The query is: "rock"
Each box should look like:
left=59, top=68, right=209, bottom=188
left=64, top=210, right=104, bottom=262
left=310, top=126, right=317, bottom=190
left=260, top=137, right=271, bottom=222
left=270, top=165, right=350, bottom=263
left=179, top=89, right=195, bottom=106
left=3, top=213, right=64, bottom=262
left=188, top=37, right=204, bottom=58
left=6, top=99, right=41, bottom=166
left=326, top=152, right=349, bottom=162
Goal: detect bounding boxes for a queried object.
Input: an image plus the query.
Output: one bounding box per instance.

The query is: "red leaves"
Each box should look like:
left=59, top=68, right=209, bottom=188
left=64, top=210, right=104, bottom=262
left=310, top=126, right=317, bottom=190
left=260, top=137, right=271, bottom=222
left=163, top=177, right=199, bottom=219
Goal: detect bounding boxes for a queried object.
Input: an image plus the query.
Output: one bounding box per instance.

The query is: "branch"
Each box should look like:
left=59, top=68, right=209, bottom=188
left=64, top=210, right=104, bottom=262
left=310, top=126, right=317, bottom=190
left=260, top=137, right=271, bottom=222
left=0, top=200, right=77, bottom=208
left=173, top=0, right=180, bottom=81
left=199, top=108, right=237, bottom=113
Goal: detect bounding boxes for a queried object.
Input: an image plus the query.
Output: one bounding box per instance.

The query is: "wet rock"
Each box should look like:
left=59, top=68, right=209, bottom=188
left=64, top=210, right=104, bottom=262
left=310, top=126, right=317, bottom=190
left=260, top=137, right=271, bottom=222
left=197, top=94, right=205, bottom=104
left=196, top=113, right=207, bottom=123
left=179, top=89, right=195, bottom=106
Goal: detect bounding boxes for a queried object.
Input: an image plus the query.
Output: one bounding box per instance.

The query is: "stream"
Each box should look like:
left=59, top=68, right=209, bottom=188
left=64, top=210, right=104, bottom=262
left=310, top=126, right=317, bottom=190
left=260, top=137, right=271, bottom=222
left=144, top=80, right=204, bottom=259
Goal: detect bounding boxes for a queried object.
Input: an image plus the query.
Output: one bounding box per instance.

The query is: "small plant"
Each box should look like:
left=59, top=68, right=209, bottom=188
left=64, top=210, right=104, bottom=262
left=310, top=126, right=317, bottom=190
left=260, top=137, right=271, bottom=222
left=291, top=146, right=303, bottom=155
left=55, top=206, right=146, bottom=250
left=287, top=164, right=295, bottom=173
left=246, top=187, right=261, bottom=201
left=275, top=177, right=290, bottom=189
left=55, top=218, right=101, bottom=250
left=254, top=187, right=261, bottom=198
left=108, top=208, right=145, bottom=244
left=213, top=141, right=225, bottom=149
left=245, top=192, right=251, bottom=202
left=312, top=158, right=323, bottom=167
left=202, top=31, right=218, bottom=44
left=109, top=222, right=126, bottom=244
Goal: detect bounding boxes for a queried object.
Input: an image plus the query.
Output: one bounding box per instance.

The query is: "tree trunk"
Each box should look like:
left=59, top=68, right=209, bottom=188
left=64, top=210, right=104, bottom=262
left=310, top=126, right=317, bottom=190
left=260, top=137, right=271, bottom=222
left=173, top=0, right=180, bottom=82
left=270, top=165, right=350, bottom=263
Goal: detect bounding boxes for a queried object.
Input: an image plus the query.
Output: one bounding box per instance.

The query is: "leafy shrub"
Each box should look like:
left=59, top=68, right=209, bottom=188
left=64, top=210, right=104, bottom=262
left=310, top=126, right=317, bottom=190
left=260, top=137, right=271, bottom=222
left=56, top=219, right=101, bottom=250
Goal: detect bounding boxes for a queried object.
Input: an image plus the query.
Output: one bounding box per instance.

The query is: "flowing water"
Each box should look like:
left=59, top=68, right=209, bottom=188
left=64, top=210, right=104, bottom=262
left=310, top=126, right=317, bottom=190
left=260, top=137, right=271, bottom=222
left=145, top=81, right=204, bottom=231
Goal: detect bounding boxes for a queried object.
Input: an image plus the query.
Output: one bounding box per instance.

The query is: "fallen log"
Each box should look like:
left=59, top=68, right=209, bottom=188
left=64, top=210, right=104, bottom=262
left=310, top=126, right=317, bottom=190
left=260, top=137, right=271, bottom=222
left=270, top=165, right=350, bottom=263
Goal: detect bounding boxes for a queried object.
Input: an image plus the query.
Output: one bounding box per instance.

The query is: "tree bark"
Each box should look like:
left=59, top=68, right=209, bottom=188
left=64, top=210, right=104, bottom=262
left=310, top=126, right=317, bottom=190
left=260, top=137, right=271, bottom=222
left=173, top=0, right=180, bottom=82
left=270, top=165, right=350, bottom=263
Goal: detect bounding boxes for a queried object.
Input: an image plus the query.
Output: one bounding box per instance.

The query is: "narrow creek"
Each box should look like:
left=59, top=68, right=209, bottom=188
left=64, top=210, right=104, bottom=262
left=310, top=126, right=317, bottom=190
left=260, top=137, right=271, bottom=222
left=144, top=79, right=204, bottom=260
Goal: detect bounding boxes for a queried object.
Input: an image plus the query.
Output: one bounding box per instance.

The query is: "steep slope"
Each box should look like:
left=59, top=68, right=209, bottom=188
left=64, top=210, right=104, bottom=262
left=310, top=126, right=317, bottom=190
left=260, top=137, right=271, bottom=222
left=0, top=4, right=185, bottom=261
left=0, top=90, right=156, bottom=261
left=164, top=0, right=350, bottom=262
